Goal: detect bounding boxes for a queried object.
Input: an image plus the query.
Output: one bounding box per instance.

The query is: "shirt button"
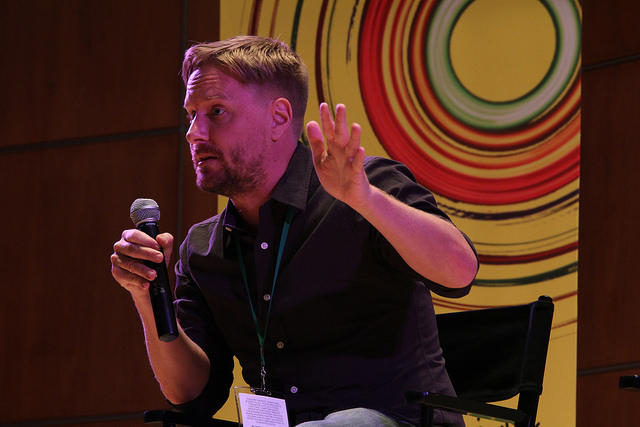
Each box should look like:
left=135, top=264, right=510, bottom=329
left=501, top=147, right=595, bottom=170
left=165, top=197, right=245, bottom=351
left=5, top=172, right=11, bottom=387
left=290, top=386, right=298, bottom=394
left=260, top=242, right=269, bottom=250
left=263, top=294, right=271, bottom=301
left=276, top=341, right=285, bottom=349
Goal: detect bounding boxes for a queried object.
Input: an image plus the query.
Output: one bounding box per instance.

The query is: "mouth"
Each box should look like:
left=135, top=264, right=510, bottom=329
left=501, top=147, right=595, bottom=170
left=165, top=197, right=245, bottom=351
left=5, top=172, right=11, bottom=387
left=194, top=153, right=219, bottom=166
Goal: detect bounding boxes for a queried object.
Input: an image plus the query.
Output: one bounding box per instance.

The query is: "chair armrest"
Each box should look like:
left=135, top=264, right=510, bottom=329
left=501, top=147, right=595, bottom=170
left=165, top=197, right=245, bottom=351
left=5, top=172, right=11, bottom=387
left=405, top=391, right=526, bottom=425
left=143, top=410, right=237, bottom=426
left=619, top=375, right=640, bottom=391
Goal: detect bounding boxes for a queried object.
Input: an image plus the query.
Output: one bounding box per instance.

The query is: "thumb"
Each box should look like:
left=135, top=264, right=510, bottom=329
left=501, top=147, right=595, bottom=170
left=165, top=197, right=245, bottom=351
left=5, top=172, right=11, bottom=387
left=156, top=232, right=174, bottom=264
left=306, top=121, right=326, bottom=161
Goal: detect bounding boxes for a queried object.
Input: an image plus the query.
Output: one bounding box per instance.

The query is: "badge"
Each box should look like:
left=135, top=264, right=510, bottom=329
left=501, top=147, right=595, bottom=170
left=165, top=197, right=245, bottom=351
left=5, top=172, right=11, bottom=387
left=234, top=386, right=289, bottom=427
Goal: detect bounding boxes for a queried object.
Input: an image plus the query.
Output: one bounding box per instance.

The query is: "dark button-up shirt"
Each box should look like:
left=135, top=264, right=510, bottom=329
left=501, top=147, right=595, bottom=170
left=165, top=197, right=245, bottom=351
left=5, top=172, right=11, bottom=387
left=173, top=142, right=474, bottom=426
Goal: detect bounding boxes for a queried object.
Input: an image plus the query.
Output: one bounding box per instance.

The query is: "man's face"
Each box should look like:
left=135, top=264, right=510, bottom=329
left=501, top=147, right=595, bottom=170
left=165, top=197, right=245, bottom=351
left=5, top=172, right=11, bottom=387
left=184, top=65, right=273, bottom=197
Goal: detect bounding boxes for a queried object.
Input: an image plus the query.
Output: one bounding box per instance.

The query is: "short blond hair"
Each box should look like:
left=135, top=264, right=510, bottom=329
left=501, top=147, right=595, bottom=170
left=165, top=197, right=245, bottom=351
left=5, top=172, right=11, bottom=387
left=182, top=36, right=309, bottom=137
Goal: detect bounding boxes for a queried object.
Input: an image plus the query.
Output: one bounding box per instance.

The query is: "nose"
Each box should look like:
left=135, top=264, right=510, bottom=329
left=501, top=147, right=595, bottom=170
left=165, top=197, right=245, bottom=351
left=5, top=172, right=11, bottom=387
left=185, top=114, right=208, bottom=146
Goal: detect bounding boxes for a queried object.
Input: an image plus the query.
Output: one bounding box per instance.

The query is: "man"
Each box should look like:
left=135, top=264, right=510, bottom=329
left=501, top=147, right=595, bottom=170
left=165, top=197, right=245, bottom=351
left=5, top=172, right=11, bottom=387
left=111, top=36, right=478, bottom=426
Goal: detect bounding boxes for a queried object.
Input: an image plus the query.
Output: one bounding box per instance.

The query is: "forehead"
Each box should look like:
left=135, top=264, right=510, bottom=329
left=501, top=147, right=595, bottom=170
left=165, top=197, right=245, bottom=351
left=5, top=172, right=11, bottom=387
left=184, top=66, right=251, bottom=103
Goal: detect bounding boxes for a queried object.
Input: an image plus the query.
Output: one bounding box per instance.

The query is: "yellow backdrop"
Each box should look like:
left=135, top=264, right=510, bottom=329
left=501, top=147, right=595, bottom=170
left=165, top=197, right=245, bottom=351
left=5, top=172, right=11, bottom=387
left=215, top=1, right=581, bottom=426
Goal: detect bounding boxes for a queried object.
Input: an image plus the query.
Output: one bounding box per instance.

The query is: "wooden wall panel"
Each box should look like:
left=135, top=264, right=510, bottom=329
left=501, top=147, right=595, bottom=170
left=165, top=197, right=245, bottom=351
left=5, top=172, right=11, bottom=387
left=185, top=0, right=222, bottom=43
left=0, top=0, right=183, bottom=147
left=0, top=0, right=222, bottom=424
left=0, top=136, right=180, bottom=422
left=577, top=369, right=640, bottom=426
left=578, top=1, right=640, bottom=425
left=581, top=0, right=640, bottom=65
left=578, top=60, right=640, bottom=371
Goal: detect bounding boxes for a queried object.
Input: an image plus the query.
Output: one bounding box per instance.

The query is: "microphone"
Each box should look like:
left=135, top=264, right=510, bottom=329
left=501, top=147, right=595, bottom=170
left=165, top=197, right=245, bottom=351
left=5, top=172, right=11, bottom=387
left=129, top=198, right=179, bottom=342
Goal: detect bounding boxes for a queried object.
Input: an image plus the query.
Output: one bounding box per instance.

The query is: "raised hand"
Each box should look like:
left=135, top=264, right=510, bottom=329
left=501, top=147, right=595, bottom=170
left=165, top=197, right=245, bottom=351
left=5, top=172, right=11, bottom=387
left=306, top=103, right=372, bottom=209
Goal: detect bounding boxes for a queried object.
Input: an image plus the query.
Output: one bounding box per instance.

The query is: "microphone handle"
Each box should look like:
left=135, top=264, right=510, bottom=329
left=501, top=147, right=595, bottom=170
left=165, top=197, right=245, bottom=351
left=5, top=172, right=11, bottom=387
left=137, top=222, right=179, bottom=342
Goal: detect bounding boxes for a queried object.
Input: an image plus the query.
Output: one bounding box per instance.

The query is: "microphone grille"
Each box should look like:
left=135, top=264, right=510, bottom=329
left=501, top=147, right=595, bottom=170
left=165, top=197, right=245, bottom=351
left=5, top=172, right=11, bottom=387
left=130, top=198, right=161, bottom=226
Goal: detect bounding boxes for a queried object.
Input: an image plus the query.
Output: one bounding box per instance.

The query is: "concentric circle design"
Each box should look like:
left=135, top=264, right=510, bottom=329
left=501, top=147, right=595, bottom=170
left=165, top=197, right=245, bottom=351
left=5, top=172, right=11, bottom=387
left=219, top=0, right=581, bottom=309
left=427, top=1, right=579, bottom=130
left=353, top=0, right=581, bottom=303
left=358, top=0, right=581, bottom=206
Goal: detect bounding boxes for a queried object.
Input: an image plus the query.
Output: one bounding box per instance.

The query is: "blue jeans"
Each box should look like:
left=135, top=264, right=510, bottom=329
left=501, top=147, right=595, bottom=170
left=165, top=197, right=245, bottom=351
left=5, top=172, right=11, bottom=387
left=295, top=408, right=413, bottom=427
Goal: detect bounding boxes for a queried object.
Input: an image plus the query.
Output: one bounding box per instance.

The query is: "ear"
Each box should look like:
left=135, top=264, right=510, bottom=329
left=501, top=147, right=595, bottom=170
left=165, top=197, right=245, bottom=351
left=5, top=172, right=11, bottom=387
left=270, top=97, right=293, bottom=141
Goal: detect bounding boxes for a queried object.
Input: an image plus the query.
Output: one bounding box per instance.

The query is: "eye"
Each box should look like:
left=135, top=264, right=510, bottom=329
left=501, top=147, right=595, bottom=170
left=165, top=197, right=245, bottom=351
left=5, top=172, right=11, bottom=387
left=210, top=106, right=224, bottom=117
left=185, top=111, right=195, bottom=122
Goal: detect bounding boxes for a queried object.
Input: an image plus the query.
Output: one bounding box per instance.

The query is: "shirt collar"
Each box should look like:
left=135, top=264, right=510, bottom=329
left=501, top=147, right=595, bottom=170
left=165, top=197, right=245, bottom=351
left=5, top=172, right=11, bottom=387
left=270, top=141, right=314, bottom=211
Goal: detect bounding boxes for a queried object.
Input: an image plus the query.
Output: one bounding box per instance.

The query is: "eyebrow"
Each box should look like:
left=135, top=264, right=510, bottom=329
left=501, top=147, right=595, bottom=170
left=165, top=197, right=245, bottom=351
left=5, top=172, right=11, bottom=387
left=205, top=93, right=228, bottom=100
left=183, top=91, right=229, bottom=110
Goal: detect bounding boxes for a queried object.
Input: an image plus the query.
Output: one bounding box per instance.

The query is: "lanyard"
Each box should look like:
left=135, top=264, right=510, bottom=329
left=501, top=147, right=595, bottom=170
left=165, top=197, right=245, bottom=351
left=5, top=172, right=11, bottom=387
left=233, top=206, right=294, bottom=391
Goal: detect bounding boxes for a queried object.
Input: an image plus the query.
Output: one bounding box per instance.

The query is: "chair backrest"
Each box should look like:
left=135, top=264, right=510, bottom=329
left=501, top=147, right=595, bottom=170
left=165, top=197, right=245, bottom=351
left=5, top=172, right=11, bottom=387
left=436, top=295, right=554, bottom=423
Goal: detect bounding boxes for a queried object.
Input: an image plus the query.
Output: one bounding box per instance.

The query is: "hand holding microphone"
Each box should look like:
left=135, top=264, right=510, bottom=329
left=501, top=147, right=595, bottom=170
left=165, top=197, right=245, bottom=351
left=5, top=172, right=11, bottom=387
left=128, top=198, right=179, bottom=342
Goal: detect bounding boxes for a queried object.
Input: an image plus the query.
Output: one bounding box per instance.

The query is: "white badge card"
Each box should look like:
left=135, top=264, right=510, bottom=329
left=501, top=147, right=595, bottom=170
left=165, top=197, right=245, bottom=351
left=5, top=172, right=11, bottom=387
left=234, top=386, right=289, bottom=427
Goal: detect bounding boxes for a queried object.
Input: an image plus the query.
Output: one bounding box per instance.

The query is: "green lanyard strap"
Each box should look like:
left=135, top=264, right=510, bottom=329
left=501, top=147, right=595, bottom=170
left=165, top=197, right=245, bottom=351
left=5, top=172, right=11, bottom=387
left=233, top=206, right=294, bottom=391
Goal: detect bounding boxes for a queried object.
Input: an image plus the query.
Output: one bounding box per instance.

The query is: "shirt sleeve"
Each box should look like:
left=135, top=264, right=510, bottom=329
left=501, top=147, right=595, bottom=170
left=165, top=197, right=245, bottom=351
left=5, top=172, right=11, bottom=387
left=169, top=228, right=235, bottom=417
left=363, top=156, right=477, bottom=298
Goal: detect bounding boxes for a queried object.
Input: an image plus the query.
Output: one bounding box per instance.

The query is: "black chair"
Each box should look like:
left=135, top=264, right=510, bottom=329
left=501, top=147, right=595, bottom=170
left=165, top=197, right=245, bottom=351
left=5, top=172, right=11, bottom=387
left=406, top=295, right=554, bottom=427
left=143, top=409, right=237, bottom=427
left=619, top=375, right=640, bottom=391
